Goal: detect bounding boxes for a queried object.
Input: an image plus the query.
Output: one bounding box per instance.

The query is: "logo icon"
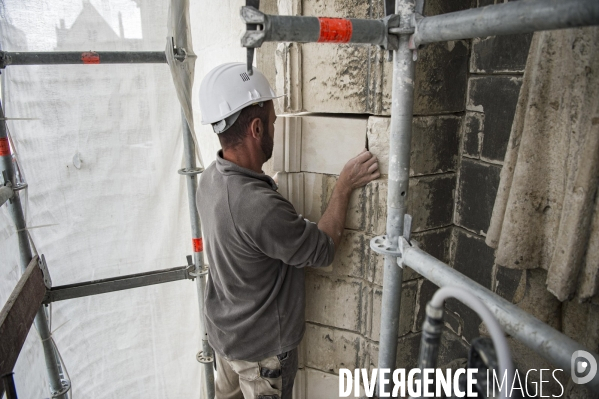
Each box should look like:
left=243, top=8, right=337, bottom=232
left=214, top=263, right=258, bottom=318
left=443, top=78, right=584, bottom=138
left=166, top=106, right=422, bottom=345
left=571, top=350, right=598, bottom=385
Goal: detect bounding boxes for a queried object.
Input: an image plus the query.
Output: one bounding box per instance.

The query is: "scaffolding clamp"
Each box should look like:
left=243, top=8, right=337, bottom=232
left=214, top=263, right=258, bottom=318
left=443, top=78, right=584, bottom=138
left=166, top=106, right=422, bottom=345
left=370, top=214, right=418, bottom=266
left=240, top=7, right=403, bottom=74
left=50, top=379, right=71, bottom=398
left=178, top=167, right=203, bottom=176
left=196, top=350, right=214, bottom=364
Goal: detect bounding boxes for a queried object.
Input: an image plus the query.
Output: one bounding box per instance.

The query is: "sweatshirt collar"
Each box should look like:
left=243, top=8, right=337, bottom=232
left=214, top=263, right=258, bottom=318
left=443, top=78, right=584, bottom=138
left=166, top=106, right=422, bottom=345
left=215, top=151, right=278, bottom=190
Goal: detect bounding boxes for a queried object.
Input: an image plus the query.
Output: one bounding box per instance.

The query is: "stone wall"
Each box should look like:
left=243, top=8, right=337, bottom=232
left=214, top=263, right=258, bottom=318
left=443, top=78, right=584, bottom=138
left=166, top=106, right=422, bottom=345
left=257, top=0, right=597, bottom=398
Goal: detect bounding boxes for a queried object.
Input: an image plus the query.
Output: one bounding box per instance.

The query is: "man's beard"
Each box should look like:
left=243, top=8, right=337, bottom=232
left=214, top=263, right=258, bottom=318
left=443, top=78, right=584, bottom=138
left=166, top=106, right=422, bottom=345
left=260, top=129, right=274, bottom=161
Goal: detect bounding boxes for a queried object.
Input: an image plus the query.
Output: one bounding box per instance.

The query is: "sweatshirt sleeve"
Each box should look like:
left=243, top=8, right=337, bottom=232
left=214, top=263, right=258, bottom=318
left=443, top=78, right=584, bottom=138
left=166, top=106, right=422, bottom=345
left=234, top=187, right=335, bottom=268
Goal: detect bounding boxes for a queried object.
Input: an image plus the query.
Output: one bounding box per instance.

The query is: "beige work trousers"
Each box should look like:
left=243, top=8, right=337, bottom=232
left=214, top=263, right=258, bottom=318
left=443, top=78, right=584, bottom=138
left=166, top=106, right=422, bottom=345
left=214, top=348, right=298, bottom=399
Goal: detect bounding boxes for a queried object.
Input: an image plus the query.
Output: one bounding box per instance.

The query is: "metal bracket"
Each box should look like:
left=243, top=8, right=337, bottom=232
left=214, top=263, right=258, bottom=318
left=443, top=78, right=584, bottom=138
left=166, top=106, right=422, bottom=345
left=178, top=167, right=203, bottom=176
left=51, top=379, right=71, bottom=398
left=370, top=235, right=402, bottom=257
left=0, top=51, right=10, bottom=69
left=38, top=254, right=53, bottom=289
left=369, top=214, right=419, bottom=263
left=197, top=351, right=214, bottom=364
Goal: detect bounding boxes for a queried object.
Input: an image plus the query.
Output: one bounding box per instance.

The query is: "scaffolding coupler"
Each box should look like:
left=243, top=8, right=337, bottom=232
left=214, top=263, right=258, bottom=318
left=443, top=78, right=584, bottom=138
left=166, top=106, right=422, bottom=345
left=240, top=6, right=402, bottom=74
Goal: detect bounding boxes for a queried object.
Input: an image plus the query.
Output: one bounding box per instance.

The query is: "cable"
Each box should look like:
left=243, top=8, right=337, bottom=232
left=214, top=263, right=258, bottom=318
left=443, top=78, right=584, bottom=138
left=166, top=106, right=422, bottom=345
left=430, top=286, right=513, bottom=399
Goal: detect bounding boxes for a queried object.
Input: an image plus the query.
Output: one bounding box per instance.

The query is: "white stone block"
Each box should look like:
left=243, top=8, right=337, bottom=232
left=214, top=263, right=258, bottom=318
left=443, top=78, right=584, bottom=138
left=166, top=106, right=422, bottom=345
left=305, top=274, right=362, bottom=332
left=304, top=323, right=361, bottom=374
left=284, top=117, right=302, bottom=172
left=276, top=172, right=303, bottom=215
left=287, top=172, right=304, bottom=215
left=273, top=117, right=285, bottom=172
left=300, top=115, right=367, bottom=175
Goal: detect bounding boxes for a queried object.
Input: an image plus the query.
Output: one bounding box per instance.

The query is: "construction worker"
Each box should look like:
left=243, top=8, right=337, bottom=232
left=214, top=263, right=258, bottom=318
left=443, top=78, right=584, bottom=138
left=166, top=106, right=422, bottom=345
left=197, top=62, right=380, bottom=399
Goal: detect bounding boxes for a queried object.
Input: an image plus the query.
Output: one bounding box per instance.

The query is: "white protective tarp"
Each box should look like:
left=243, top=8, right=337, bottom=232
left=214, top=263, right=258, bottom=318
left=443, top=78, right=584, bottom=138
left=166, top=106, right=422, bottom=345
left=0, top=0, right=246, bottom=397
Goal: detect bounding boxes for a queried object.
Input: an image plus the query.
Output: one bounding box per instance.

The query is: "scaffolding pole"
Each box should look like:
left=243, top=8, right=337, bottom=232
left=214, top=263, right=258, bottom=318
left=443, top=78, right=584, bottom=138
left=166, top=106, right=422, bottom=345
left=180, top=114, right=215, bottom=399
left=397, top=240, right=599, bottom=392
left=376, top=0, right=415, bottom=396
left=0, top=51, right=167, bottom=68
left=0, top=101, right=68, bottom=398
left=406, top=0, right=599, bottom=48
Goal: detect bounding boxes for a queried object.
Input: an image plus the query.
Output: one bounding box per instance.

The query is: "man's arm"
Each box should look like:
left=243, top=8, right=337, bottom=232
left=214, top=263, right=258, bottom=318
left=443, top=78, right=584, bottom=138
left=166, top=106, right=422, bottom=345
left=318, top=149, right=380, bottom=250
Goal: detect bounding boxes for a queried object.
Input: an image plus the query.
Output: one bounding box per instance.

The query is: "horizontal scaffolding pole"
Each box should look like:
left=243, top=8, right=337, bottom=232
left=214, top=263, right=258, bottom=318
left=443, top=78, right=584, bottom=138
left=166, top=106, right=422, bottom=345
left=408, top=0, right=599, bottom=48
left=0, top=256, right=46, bottom=377
left=44, top=265, right=195, bottom=304
left=0, top=51, right=167, bottom=68
left=401, top=242, right=599, bottom=392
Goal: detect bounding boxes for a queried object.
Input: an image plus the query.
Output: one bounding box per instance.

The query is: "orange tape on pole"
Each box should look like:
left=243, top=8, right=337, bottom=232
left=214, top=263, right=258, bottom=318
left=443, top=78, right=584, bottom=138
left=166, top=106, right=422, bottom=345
left=0, top=138, right=10, bottom=156
left=81, top=52, right=100, bottom=64
left=317, top=18, right=353, bottom=43
left=192, top=238, right=203, bottom=253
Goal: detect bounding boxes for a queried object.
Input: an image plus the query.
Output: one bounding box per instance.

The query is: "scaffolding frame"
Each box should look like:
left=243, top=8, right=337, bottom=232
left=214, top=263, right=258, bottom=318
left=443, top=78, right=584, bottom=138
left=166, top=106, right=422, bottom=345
left=0, top=5, right=215, bottom=398
left=239, top=0, right=599, bottom=395
left=1, top=0, right=599, bottom=397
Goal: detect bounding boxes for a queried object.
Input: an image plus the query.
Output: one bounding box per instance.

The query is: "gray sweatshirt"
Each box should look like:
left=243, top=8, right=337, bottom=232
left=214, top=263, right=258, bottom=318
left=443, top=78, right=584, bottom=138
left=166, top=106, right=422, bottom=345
left=196, top=152, right=335, bottom=362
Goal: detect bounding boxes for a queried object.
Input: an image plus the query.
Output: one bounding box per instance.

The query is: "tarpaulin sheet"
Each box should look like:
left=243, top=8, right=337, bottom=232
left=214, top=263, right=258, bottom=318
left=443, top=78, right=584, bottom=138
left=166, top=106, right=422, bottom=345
left=0, top=0, right=246, bottom=396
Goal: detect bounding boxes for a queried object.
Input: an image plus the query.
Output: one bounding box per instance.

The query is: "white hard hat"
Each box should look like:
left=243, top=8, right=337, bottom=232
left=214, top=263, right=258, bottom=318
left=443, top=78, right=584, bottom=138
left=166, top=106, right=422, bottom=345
left=199, top=63, right=279, bottom=133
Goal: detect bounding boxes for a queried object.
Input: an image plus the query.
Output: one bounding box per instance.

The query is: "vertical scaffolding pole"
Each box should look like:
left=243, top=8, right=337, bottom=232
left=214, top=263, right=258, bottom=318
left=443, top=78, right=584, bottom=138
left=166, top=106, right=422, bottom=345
left=377, top=0, right=415, bottom=396
left=180, top=114, right=215, bottom=399
left=0, top=102, right=67, bottom=398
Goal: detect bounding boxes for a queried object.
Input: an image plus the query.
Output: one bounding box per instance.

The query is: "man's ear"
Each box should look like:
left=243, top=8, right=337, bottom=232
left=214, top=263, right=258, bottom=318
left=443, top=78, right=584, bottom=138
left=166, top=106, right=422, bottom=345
left=249, top=117, right=263, bottom=139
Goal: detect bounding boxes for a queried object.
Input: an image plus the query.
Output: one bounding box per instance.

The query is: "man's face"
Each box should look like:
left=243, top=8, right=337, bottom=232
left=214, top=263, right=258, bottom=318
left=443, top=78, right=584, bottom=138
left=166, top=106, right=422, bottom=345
left=260, top=101, right=276, bottom=161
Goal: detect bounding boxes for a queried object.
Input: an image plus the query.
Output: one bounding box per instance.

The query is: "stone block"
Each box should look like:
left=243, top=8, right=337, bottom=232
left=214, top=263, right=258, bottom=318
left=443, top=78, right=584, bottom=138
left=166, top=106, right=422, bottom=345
left=273, top=117, right=286, bottom=172
left=284, top=116, right=302, bottom=172
left=367, top=116, right=461, bottom=176
left=407, top=174, right=456, bottom=232
left=364, top=179, right=388, bottom=236
left=305, top=274, right=363, bottom=332
left=395, top=333, right=422, bottom=369
left=330, top=229, right=367, bottom=279
left=466, top=76, right=523, bottom=162
left=277, top=172, right=304, bottom=215
left=470, top=33, right=532, bottom=74
left=424, top=0, right=475, bottom=16
left=303, top=173, right=365, bottom=230
left=371, top=280, right=418, bottom=342
left=454, top=159, right=501, bottom=235
left=438, top=328, right=470, bottom=366
left=452, top=228, right=495, bottom=290
left=304, top=323, right=361, bottom=374
left=414, top=279, right=439, bottom=332
left=412, top=226, right=452, bottom=264
left=462, top=112, right=484, bottom=159
left=300, top=115, right=367, bottom=175
left=276, top=1, right=470, bottom=116
left=411, top=40, right=470, bottom=115
left=445, top=298, right=481, bottom=343
left=494, top=264, right=523, bottom=302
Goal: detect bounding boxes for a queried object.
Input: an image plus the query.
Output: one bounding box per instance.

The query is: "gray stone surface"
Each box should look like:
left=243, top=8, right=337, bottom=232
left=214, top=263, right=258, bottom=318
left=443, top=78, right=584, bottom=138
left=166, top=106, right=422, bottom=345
left=462, top=112, right=484, bottom=159
left=370, top=281, right=418, bottom=341
left=412, top=41, right=470, bottom=115
left=303, top=323, right=361, bottom=374
left=466, top=76, right=523, bottom=162
left=408, top=174, right=456, bottom=232
left=305, top=273, right=363, bottom=332
left=452, top=228, right=495, bottom=290
left=471, top=33, right=532, bottom=74
left=454, top=159, right=501, bottom=235
left=367, top=114, right=461, bottom=176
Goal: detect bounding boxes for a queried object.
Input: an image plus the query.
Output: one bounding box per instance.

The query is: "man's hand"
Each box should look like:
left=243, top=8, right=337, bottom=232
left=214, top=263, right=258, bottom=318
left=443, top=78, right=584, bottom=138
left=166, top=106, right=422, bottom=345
left=317, top=149, right=381, bottom=254
left=337, top=149, right=380, bottom=193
